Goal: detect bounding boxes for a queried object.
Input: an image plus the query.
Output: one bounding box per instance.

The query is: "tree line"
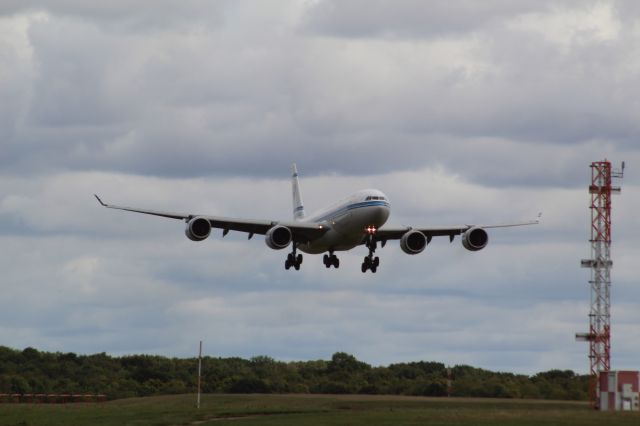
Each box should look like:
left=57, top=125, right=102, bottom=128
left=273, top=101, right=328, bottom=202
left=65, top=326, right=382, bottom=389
left=0, top=346, right=589, bottom=400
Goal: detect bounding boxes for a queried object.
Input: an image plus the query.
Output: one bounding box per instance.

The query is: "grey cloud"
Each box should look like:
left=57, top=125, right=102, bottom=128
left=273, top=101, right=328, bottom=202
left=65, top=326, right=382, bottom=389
left=0, top=0, right=227, bottom=31
left=302, top=0, right=556, bottom=38
left=27, top=19, right=128, bottom=127
left=2, top=1, right=638, bottom=188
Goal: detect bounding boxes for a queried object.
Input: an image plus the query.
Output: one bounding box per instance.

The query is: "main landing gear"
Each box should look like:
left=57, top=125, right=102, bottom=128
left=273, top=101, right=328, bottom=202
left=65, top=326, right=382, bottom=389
left=361, top=237, right=380, bottom=273
left=323, top=251, right=340, bottom=269
left=285, top=243, right=303, bottom=270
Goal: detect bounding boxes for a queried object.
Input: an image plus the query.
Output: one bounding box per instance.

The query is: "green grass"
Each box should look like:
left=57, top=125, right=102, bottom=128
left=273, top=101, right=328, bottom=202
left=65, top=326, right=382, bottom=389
left=0, top=394, right=638, bottom=426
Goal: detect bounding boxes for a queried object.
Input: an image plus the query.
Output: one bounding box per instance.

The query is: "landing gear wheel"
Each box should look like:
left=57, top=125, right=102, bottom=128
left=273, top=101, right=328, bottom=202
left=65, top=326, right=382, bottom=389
left=285, top=243, right=302, bottom=271
left=361, top=237, right=380, bottom=273
left=361, top=256, right=370, bottom=273
left=324, top=252, right=340, bottom=269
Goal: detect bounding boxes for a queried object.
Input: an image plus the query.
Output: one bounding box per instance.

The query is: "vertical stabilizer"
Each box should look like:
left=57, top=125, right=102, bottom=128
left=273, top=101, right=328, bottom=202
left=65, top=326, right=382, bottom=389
left=291, top=163, right=305, bottom=220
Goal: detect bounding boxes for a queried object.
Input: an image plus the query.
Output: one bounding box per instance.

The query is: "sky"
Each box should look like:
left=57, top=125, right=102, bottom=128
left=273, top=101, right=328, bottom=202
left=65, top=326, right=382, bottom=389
left=1, top=0, right=639, bottom=375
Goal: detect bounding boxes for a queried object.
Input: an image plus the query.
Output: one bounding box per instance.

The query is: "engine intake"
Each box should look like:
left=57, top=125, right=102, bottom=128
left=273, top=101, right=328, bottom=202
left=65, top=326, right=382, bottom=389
left=265, top=225, right=292, bottom=250
left=185, top=217, right=211, bottom=241
left=462, top=227, right=488, bottom=251
left=400, top=230, right=428, bottom=255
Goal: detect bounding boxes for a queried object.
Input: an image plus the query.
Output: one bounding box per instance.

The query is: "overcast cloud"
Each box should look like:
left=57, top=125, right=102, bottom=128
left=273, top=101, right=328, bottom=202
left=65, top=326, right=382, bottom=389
left=1, top=0, right=639, bottom=375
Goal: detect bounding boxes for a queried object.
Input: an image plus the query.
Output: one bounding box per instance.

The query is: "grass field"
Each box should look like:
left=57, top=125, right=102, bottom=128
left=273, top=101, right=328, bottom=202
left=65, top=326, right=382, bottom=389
left=0, top=394, right=638, bottom=426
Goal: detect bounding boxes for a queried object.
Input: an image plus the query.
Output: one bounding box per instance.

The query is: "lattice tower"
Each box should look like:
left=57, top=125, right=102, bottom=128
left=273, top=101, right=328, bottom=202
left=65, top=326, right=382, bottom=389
left=576, top=160, right=624, bottom=408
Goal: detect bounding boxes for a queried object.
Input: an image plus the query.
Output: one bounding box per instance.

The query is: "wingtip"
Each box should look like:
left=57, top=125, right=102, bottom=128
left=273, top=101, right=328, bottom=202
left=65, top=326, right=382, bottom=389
left=94, top=194, right=107, bottom=207
left=535, top=212, right=543, bottom=223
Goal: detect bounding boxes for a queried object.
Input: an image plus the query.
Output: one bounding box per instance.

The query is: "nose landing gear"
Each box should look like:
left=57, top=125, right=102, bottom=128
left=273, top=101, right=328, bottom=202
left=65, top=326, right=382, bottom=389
left=361, top=255, right=379, bottom=273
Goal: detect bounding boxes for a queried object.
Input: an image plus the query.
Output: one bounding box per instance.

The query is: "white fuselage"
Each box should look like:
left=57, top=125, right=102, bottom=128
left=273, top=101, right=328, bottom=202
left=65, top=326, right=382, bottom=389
left=298, top=189, right=391, bottom=254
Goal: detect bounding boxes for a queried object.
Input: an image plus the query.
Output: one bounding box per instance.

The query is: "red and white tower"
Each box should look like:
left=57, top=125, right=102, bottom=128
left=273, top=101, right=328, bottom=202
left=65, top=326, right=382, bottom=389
left=576, top=160, right=624, bottom=408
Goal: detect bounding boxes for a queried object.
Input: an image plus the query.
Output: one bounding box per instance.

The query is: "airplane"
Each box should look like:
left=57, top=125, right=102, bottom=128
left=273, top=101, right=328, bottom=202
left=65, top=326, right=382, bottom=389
left=94, top=164, right=540, bottom=273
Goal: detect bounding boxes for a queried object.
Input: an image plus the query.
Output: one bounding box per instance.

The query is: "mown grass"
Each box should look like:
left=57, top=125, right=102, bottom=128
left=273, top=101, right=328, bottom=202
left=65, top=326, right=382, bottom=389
left=0, top=394, right=638, bottom=426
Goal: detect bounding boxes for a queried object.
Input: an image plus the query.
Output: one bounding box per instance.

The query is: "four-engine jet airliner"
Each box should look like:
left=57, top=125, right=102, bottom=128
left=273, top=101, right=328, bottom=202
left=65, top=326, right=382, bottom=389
left=95, top=164, right=540, bottom=273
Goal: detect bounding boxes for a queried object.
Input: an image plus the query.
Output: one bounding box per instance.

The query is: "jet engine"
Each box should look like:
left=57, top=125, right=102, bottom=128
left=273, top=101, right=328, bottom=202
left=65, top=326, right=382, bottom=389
left=462, top=227, right=488, bottom=251
left=265, top=225, right=292, bottom=250
left=400, top=230, right=428, bottom=255
left=185, top=217, right=212, bottom=241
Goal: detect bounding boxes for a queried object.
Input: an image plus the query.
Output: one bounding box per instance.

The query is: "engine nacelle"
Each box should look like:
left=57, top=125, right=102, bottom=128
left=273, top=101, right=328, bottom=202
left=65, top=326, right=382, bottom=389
left=265, top=225, right=292, bottom=250
left=400, top=230, right=428, bottom=255
left=462, top=227, right=488, bottom=251
left=185, top=217, right=212, bottom=241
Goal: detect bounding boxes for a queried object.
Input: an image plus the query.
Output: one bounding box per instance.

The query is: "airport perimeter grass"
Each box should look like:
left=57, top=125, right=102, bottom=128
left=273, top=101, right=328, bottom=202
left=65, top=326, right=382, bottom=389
left=0, top=394, right=638, bottom=426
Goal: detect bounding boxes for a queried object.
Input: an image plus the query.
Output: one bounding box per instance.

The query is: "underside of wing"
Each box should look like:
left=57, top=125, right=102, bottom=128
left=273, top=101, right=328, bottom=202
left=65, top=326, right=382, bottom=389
left=375, top=214, right=540, bottom=254
left=202, top=216, right=327, bottom=243
left=94, top=194, right=191, bottom=220
left=376, top=213, right=541, bottom=242
left=376, top=225, right=466, bottom=241
left=94, top=195, right=327, bottom=243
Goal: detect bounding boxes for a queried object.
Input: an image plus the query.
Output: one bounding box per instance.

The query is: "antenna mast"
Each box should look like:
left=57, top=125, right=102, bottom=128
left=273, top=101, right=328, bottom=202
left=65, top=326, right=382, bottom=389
left=576, top=160, right=624, bottom=408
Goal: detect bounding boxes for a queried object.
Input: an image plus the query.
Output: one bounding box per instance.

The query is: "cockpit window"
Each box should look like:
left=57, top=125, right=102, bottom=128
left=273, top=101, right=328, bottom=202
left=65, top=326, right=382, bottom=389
left=366, top=195, right=387, bottom=201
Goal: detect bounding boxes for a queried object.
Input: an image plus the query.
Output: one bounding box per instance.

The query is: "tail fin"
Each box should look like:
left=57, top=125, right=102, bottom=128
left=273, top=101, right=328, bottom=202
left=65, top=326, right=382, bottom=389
left=291, top=163, right=305, bottom=220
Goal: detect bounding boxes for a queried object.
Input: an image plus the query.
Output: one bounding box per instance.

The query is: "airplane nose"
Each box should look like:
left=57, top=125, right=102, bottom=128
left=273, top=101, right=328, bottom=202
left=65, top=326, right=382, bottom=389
left=382, top=206, right=390, bottom=222
left=372, top=205, right=390, bottom=225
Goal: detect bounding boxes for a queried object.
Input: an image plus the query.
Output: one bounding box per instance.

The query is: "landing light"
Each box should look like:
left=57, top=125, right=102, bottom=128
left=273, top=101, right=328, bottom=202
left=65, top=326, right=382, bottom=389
left=365, top=226, right=377, bottom=234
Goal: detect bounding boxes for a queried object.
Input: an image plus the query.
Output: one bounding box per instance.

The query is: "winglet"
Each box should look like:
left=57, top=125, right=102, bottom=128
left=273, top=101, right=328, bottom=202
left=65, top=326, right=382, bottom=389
left=535, top=212, right=543, bottom=224
left=94, top=194, right=107, bottom=207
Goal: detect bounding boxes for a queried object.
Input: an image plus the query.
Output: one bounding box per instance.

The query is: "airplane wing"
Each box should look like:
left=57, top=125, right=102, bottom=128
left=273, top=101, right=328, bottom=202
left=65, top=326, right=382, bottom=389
left=375, top=214, right=542, bottom=242
left=94, top=195, right=327, bottom=243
